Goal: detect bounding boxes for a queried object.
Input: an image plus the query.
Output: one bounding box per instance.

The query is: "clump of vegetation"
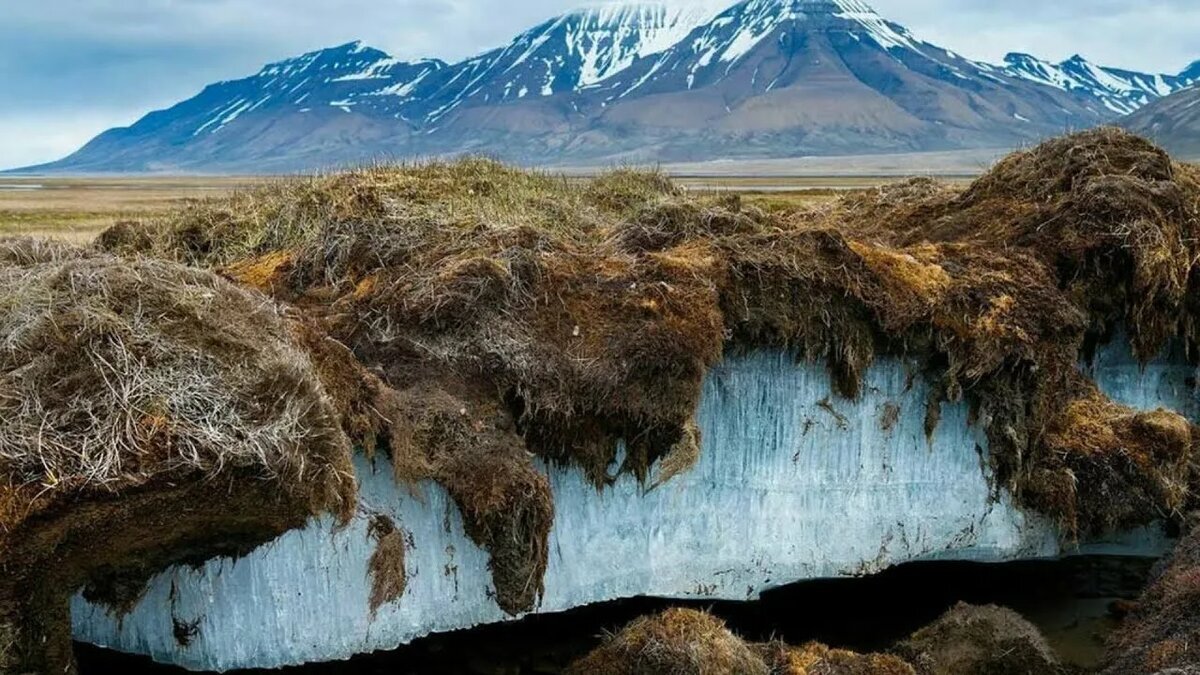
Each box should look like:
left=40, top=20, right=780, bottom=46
left=1104, top=517, right=1200, bottom=674
left=89, top=130, right=1200, bottom=620
left=565, top=608, right=769, bottom=675
left=895, top=603, right=1067, bottom=674
left=756, top=640, right=916, bottom=674
left=384, top=377, right=553, bottom=614
left=567, top=607, right=912, bottom=675
left=0, top=242, right=357, bottom=672
left=366, top=514, right=407, bottom=616
left=830, top=127, right=1200, bottom=362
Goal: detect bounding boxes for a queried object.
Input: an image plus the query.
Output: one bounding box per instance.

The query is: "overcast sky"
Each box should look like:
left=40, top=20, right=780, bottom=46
left=3, top=0, right=1199, bottom=170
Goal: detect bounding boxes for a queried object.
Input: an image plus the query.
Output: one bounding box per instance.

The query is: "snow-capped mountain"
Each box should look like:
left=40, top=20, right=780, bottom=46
left=25, top=0, right=1199, bottom=173
left=592, top=0, right=945, bottom=95
left=178, top=42, right=447, bottom=133
left=1123, top=84, right=1200, bottom=158
left=409, top=2, right=727, bottom=123
left=1004, top=53, right=1197, bottom=115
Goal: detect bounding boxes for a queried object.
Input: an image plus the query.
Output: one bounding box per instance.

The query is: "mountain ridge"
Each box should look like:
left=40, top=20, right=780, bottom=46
left=1122, top=85, right=1200, bottom=158
left=21, top=0, right=1199, bottom=173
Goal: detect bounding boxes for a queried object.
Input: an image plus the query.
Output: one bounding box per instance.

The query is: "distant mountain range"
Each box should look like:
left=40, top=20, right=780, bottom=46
left=21, top=0, right=1200, bottom=173
left=1123, top=86, right=1200, bottom=158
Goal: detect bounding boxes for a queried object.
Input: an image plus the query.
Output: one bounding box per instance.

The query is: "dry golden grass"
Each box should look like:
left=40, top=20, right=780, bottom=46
left=567, top=608, right=914, bottom=675
left=0, top=177, right=244, bottom=241
left=0, top=240, right=356, bottom=673
left=673, top=176, right=975, bottom=212
left=0, top=175, right=873, bottom=242
left=566, top=608, right=769, bottom=675
left=756, top=641, right=915, bottom=675
left=1106, top=522, right=1200, bottom=673
left=896, top=603, right=1064, bottom=675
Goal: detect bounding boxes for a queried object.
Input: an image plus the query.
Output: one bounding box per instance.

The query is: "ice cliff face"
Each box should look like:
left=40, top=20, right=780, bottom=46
left=71, top=342, right=1190, bottom=671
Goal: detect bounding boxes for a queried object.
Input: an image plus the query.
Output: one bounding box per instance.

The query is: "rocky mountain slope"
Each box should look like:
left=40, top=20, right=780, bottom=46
left=22, top=0, right=1199, bottom=173
left=1122, top=84, right=1200, bottom=158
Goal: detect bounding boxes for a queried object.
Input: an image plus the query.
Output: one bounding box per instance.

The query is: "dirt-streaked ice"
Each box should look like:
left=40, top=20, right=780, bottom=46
left=71, top=343, right=1191, bottom=671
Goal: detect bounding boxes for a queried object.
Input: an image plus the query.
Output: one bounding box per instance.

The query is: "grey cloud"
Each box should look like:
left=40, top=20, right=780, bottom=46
left=872, top=0, right=1200, bottom=71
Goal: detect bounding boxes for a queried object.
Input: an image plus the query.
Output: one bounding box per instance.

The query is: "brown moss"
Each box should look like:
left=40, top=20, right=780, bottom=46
left=568, top=608, right=916, bottom=675
left=386, top=378, right=553, bottom=615
left=833, top=127, right=1199, bottom=363
left=650, top=418, right=703, bottom=490
left=366, top=514, right=407, bottom=616
left=756, top=640, right=915, bottom=675
left=895, top=602, right=1065, bottom=675
left=1028, top=379, right=1194, bottom=536
left=565, top=608, right=769, bottom=675
left=0, top=470, right=324, bottom=673
left=0, top=247, right=357, bottom=672
left=225, top=248, right=297, bottom=294
left=1105, top=518, right=1200, bottom=674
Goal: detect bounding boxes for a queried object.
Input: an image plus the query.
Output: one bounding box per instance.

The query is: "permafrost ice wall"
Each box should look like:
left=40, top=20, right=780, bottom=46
left=71, top=341, right=1195, bottom=671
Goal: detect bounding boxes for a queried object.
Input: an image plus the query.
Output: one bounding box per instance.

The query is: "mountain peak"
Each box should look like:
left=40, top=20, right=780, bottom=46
left=565, top=1, right=725, bottom=19
left=26, top=0, right=1200, bottom=174
left=432, top=0, right=724, bottom=104
left=1003, top=52, right=1038, bottom=63
left=737, top=0, right=884, bottom=14
left=665, top=0, right=918, bottom=65
left=1000, top=51, right=1192, bottom=115
left=253, top=41, right=392, bottom=79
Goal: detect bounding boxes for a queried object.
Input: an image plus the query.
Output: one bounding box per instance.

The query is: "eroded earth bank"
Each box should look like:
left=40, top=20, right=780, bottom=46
left=4, top=129, right=1200, bottom=673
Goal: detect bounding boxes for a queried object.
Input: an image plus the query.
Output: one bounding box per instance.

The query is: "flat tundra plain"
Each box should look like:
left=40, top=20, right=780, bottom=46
left=0, top=174, right=976, bottom=242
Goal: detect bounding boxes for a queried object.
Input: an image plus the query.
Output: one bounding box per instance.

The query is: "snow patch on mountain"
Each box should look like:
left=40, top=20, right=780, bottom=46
left=833, top=0, right=924, bottom=53
left=570, top=3, right=726, bottom=85
left=1005, top=52, right=1197, bottom=115
left=695, top=0, right=929, bottom=67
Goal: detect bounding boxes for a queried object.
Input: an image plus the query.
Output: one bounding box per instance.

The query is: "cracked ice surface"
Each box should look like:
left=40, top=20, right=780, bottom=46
left=72, top=345, right=1192, bottom=671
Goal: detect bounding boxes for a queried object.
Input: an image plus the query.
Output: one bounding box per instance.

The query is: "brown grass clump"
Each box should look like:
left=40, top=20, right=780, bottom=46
left=568, top=608, right=916, bottom=675
left=92, top=220, right=155, bottom=257
left=755, top=640, right=915, bottom=674
left=894, top=602, right=1066, bottom=675
left=0, top=235, right=85, bottom=266
left=1030, top=379, right=1194, bottom=535
left=98, top=130, right=1200, bottom=614
left=832, top=127, right=1200, bottom=362
left=0, top=243, right=356, bottom=672
left=566, top=608, right=769, bottom=675
left=385, top=377, right=553, bottom=615
left=0, top=251, right=355, bottom=526
left=366, top=514, right=407, bottom=616
left=1105, top=518, right=1200, bottom=674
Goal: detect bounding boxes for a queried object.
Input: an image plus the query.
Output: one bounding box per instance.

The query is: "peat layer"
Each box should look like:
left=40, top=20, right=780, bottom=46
left=0, top=241, right=357, bottom=672
left=3, top=128, right=1200, bottom=671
